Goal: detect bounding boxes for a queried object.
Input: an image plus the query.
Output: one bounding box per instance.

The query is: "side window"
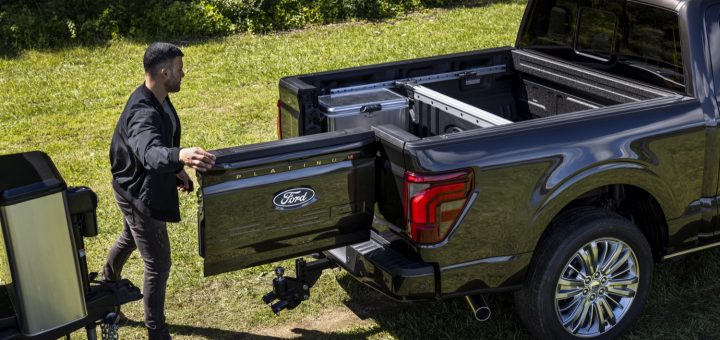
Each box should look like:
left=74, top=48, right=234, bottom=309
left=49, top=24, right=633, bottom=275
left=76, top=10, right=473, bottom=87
left=519, top=0, right=684, bottom=93
left=520, top=2, right=577, bottom=47
left=547, top=6, right=572, bottom=43
left=619, top=3, right=684, bottom=89
left=576, top=8, right=618, bottom=60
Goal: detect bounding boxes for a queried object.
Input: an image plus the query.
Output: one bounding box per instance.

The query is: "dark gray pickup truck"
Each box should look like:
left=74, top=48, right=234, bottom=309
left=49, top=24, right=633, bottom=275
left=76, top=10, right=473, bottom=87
left=197, top=0, right=720, bottom=338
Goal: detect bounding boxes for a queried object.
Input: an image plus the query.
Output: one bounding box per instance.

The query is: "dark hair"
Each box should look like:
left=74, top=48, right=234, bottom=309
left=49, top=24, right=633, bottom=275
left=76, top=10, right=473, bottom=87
left=143, top=42, right=184, bottom=75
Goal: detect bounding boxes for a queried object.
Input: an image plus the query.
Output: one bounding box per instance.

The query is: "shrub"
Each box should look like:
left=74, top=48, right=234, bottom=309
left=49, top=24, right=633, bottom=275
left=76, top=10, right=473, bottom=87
left=0, top=0, right=499, bottom=55
left=130, top=1, right=234, bottom=39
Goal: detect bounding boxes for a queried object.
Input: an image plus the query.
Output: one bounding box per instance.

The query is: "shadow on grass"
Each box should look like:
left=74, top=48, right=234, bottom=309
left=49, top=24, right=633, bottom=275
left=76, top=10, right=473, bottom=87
left=114, top=246, right=720, bottom=339
left=431, top=0, right=528, bottom=10
left=124, top=319, right=282, bottom=339
left=324, top=247, right=720, bottom=339
left=275, top=328, right=382, bottom=339
left=0, top=35, right=230, bottom=60
left=122, top=320, right=276, bottom=339
left=123, top=315, right=383, bottom=339
left=332, top=274, right=532, bottom=339
left=622, top=247, right=720, bottom=339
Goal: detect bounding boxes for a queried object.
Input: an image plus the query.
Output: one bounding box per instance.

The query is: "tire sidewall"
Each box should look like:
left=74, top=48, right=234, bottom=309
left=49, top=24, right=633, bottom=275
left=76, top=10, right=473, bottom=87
left=533, top=213, right=653, bottom=340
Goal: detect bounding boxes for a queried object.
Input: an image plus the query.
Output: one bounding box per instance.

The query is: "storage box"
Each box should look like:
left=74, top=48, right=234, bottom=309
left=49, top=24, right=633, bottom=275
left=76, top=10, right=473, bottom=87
left=318, top=88, right=410, bottom=131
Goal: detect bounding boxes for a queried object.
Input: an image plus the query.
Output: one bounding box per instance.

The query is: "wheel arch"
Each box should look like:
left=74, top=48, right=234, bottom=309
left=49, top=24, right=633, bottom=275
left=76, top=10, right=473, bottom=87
left=529, top=162, right=674, bottom=262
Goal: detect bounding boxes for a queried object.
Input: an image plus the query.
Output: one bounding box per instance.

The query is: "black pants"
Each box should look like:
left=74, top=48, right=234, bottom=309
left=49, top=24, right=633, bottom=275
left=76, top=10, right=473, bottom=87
left=104, top=191, right=172, bottom=339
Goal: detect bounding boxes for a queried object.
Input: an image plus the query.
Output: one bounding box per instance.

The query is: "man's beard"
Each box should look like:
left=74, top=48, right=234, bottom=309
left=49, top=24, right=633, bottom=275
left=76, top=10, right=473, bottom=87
left=166, top=79, right=181, bottom=93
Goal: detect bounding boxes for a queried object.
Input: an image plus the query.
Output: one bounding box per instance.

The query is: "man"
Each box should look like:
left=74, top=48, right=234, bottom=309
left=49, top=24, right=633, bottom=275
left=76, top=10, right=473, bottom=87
left=104, top=42, right=215, bottom=340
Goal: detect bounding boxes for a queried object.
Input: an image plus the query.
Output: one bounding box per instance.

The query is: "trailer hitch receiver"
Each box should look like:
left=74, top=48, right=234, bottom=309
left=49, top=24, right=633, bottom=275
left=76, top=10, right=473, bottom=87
left=261, top=258, right=335, bottom=314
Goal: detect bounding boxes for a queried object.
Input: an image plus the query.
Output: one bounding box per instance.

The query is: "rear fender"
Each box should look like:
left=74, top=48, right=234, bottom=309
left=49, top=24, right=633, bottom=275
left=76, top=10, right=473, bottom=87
left=528, top=162, right=675, bottom=250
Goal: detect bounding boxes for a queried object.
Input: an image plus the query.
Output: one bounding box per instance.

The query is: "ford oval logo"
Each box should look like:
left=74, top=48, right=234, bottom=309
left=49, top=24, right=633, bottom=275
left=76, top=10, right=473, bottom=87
left=273, top=187, right=317, bottom=210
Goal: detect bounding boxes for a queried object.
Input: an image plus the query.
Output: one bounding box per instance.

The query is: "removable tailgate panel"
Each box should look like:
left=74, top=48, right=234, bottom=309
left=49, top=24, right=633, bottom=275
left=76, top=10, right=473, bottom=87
left=198, top=129, right=376, bottom=276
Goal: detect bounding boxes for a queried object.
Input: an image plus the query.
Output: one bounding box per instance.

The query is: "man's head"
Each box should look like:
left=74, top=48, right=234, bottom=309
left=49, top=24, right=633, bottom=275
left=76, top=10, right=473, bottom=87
left=144, top=42, right=185, bottom=93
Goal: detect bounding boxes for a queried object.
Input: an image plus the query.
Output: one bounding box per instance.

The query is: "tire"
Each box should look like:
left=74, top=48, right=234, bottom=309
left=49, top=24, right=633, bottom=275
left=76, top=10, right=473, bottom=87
left=515, top=207, right=653, bottom=340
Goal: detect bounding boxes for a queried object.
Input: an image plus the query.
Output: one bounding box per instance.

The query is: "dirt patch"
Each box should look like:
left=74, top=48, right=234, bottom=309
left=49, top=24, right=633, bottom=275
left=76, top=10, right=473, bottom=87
left=244, top=308, right=375, bottom=339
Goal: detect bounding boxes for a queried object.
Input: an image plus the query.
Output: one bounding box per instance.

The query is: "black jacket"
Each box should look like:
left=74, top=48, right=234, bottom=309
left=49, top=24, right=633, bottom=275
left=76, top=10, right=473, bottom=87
left=110, top=84, right=183, bottom=222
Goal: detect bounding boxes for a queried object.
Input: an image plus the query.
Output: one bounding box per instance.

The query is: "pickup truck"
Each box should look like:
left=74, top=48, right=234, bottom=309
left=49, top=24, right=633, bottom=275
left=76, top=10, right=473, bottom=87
left=197, top=0, right=720, bottom=338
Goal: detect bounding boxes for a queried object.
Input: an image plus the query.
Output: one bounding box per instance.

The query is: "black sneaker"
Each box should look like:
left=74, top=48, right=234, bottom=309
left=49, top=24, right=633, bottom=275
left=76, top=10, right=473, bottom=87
left=147, top=326, right=171, bottom=340
left=116, top=310, right=129, bottom=326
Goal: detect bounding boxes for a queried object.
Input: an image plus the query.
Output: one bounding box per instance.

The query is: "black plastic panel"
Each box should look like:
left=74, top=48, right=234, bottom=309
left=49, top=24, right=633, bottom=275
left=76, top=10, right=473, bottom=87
left=0, top=152, right=65, bottom=206
left=0, top=285, right=16, bottom=330
left=210, top=129, right=374, bottom=165
left=512, top=49, right=670, bottom=102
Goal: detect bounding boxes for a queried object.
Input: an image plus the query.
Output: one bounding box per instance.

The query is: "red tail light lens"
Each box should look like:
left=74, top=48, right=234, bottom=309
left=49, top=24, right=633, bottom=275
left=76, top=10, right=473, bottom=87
left=404, top=169, right=474, bottom=245
left=276, top=99, right=283, bottom=140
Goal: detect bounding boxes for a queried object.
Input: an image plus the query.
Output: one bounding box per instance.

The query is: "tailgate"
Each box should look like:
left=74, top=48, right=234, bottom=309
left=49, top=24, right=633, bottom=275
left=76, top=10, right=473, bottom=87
left=198, top=129, right=376, bottom=276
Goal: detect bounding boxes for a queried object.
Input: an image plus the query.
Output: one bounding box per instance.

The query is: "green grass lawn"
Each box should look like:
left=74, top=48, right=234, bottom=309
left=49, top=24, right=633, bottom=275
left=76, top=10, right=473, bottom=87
left=2, top=2, right=720, bottom=339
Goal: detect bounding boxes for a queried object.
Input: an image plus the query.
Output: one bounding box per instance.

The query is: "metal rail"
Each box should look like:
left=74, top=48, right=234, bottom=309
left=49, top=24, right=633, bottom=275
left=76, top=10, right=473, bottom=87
left=410, top=84, right=512, bottom=128
left=329, top=65, right=507, bottom=94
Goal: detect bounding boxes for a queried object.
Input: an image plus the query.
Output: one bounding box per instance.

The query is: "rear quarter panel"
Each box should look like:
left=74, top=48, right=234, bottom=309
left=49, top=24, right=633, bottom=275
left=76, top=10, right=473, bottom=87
left=404, top=96, right=706, bottom=294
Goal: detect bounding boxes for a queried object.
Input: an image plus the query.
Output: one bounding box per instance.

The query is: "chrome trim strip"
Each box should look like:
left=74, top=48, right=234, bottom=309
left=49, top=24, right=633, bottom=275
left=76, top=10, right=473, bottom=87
left=441, top=255, right=520, bottom=272
left=663, top=241, right=720, bottom=260
left=527, top=100, right=547, bottom=110
left=675, top=1, right=685, bottom=12
left=567, top=96, right=600, bottom=109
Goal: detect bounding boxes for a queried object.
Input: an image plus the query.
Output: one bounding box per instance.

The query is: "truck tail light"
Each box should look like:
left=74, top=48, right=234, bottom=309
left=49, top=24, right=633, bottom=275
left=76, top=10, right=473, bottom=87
left=403, top=169, right=474, bottom=245
left=277, top=99, right=283, bottom=140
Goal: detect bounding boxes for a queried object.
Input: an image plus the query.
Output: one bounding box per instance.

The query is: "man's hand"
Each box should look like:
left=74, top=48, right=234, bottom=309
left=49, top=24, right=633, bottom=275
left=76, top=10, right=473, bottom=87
left=176, top=169, right=194, bottom=193
left=179, top=147, right=216, bottom=172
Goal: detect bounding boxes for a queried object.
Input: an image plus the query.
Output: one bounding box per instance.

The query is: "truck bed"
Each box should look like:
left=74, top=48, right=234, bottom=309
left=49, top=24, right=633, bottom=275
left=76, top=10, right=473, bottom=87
left=281, top=48, right=676, bottom=138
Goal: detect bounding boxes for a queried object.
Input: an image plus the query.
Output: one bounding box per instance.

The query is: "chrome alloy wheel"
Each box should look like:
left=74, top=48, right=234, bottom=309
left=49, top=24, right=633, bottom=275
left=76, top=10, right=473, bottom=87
left=555, top=238, right=640, bottom=337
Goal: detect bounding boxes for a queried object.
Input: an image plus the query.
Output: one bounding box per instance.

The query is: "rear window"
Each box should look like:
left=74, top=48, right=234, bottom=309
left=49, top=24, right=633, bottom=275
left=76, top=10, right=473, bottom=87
left=519, top=0, right=685, bottom=93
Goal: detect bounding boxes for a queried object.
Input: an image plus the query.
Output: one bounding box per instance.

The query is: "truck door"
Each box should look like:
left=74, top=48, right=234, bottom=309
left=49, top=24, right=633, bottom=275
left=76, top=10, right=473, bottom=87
left=197, top=129, right=376, bottom=276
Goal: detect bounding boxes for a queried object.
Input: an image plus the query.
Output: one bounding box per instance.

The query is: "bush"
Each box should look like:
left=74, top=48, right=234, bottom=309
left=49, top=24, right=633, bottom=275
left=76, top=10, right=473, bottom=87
left=206, top=0, right=425, bottom=32
left=0, top=0, right=495, bottom=55
left=130, top=1, right=234, bottom=39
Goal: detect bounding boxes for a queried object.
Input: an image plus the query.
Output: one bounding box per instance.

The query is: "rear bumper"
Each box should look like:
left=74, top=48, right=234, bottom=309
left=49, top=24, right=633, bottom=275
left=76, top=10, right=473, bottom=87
left=325, top=232, right=437, bottom=301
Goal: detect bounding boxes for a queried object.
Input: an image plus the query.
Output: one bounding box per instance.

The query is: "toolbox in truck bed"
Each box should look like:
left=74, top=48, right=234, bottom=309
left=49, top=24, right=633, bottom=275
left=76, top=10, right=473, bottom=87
left=318, top=88, right=410, bottom=131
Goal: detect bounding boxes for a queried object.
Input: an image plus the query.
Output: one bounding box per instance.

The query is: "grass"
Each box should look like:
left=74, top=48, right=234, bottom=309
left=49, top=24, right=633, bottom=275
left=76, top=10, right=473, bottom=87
left=1, top=1, right=719, bottom=339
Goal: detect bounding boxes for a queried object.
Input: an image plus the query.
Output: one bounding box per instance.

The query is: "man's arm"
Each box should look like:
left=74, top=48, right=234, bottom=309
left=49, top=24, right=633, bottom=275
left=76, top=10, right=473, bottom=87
left=127, top=107, right=216, bottom=173
left=127, top=107, right=182, bottom=174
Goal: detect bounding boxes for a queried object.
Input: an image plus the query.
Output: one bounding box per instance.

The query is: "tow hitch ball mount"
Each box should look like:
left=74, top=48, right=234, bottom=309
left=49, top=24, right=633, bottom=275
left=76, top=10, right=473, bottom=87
left=262, top=258, right=336, bottom=314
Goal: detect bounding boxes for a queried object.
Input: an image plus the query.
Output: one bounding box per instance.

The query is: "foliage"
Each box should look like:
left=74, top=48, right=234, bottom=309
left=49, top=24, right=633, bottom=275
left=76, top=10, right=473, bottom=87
left=0, top=0, right=504, bottom=55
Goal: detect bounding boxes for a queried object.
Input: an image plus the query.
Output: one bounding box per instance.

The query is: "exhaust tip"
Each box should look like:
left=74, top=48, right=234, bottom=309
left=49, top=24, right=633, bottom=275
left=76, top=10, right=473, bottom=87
left=465, top=295, right=491, bottom=322
left=473, top=305, right=491, bottom=322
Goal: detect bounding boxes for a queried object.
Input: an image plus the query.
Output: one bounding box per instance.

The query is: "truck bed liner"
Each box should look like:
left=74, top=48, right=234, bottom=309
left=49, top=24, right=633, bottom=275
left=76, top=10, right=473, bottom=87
left=301, top=49, right=676, bottom=139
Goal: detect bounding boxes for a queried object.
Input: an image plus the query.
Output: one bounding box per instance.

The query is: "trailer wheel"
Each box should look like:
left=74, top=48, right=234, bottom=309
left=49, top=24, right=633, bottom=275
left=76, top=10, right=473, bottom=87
left=515, top=207, right=653, bottom=339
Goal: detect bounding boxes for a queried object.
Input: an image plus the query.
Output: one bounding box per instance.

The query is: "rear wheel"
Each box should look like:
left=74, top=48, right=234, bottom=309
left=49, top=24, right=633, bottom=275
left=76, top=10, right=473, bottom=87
left=515, top=208, right=653, bottom=339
